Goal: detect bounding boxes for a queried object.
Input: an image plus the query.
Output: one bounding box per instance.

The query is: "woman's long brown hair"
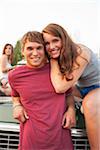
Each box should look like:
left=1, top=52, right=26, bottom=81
left=42, top=23, right=81, bottom=80
left=2, top=43, right=14, bottom=64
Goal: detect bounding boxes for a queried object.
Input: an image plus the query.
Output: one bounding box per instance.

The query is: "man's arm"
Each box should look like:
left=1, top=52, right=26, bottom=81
left=62, top=94, right=76, bottom=129
left=12, top=97, right=29, bottom=123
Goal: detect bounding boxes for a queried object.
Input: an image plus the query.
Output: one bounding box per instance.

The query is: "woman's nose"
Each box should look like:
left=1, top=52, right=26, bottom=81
left=50, top=43, right=55, bottom=49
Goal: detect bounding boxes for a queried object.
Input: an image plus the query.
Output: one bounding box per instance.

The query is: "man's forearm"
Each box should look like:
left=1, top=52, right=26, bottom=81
left=12, top=97, right=21, bottom=106
left=66, top=94, right=75, bottom=109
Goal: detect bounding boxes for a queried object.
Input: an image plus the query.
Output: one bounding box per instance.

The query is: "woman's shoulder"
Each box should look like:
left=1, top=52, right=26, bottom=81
left=1, top=55, right=8, bottom=66
left=77, top=44, right=91, bottom=62
left=1, top=54, right=7, bottom=60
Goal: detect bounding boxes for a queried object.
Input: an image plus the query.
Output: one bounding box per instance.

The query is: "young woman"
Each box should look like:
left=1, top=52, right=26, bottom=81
left=0, top=43, right=14, bottom=95
left=42, top=23, right=100, bottom=150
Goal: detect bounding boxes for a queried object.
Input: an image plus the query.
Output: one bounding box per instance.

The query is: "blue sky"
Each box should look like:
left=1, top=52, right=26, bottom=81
left=0, top=0, right=99, bottom=55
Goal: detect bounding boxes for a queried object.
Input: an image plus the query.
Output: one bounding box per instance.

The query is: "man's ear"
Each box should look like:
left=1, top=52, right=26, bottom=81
left=22, top=50, right=24, bottom=56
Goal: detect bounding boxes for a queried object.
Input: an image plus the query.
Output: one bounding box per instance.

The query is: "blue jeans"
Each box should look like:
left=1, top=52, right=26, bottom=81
left=76, top=84, right=100, bottom=98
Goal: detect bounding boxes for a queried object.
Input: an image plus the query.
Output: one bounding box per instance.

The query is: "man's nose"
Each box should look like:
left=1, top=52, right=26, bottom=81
left=32, top=49, right=38, bottom=55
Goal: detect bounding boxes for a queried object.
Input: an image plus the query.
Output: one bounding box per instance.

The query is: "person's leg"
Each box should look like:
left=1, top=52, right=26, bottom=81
left=0, top=84, right=11, bottom=96
left=4, top=87, right=11, bottom=96
left=0, top=78, right=11, bottom=96
left=82, top=88, right=100, bottom=150
left=0, top=86, right=6, bottom=96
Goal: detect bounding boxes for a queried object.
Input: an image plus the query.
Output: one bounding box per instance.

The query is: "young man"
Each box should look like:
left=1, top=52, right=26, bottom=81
left=8, top=31, right=75, bottom=150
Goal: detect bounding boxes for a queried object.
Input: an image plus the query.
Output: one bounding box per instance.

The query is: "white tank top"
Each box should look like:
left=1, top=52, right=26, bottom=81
left=0, top=61, right=12, bottom=80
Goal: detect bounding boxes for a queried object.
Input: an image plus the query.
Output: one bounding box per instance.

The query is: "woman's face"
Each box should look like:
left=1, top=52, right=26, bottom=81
left=43, top=33, right=62, bottom=59
left=5, top=45, right=12, bottom=56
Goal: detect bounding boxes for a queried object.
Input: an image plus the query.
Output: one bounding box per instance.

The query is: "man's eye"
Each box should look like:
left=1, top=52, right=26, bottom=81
left=37, top=46, right=43, bottom=50
left=27, top=47, right=33, bottom=51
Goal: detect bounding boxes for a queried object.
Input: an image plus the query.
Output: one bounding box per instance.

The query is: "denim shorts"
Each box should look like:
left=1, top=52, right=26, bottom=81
left=76, top=84, right=100, bottom=98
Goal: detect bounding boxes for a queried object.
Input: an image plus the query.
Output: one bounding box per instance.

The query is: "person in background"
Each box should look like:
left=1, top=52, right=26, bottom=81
left=8, top=31, right=76, bottom=150
left=42, top=23, right=100, bottom=150
left=17, top=55, right=26, bottom=66
left=0, top=43, right=14, bottom=96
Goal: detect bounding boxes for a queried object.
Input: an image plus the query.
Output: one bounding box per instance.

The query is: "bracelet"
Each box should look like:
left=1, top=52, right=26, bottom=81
left=13, top=104, right=22, bottom=109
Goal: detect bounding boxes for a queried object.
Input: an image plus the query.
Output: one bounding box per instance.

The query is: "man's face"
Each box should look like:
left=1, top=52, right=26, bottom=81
left=22, top=41, right=46, bottom=68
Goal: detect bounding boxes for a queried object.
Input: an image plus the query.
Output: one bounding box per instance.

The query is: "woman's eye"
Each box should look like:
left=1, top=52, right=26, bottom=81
left=45, top=42, right=49, bottom=46
left=53, top=39, right=59, bottom=42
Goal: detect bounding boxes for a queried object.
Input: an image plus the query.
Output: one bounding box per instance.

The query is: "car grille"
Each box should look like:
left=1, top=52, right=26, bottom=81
left=71, top=128, right=90, bottom=150
left=0, top=123, right=90, bottom=150
left=0, top=123, right=19, bottom=150
left=0, top=130, right=19, bottom=150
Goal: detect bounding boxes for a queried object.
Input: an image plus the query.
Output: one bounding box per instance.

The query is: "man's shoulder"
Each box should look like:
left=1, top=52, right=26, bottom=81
left=10, top=65, right=24, bottom=73
left=8, top=65, right=25, bottom=79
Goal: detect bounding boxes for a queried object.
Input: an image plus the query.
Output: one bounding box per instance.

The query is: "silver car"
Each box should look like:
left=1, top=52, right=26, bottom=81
left=0, top=96, right=90, bottom=150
